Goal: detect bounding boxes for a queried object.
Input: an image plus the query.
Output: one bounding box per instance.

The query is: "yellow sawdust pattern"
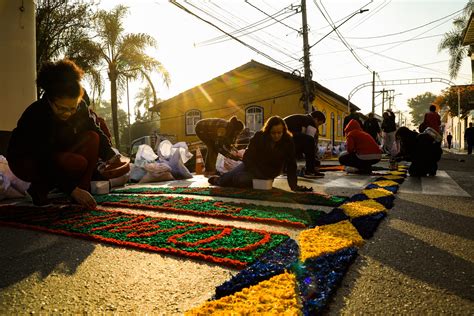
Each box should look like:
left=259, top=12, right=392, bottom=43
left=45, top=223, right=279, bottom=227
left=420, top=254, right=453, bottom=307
left=298, top=220, right=364, bottom=261
left=185, top=272, right=301, bottom=315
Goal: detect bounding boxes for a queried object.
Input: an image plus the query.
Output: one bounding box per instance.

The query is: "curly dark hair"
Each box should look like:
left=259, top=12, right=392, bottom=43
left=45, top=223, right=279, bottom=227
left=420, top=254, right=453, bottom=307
left=37, top=59, right=84, bottom=100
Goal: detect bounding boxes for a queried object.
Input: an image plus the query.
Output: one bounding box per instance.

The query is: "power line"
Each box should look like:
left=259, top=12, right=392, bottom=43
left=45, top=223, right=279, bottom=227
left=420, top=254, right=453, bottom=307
left=170, top=1, right=295, bottom=72
left=195, top=6, right=291, bottom=46
left=313, top=0, right=374, bottom=74
left=315, top=34, right=443, bottom=55
left=321, top=60, right=450, bottom=81
left=349, top=0, right=392, bottom=31
left=189, top=1, right=301, bottom=62
left=345, top=7, right=464, bottom=39
left=245, top=0, right=300, bottom=33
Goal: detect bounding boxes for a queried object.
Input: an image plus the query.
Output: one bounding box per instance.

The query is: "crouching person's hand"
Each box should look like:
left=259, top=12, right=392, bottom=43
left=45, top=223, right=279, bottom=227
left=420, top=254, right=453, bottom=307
left=293, top=185, right=313, bottom=192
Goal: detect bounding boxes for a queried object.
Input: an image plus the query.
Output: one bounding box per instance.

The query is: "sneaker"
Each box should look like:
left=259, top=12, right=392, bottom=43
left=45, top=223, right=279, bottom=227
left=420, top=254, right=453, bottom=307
left=26, top=185, right=50, bottom=206
left=204, top=170, right=217, bottom=178
left=208, top=176, right=220, bottom=186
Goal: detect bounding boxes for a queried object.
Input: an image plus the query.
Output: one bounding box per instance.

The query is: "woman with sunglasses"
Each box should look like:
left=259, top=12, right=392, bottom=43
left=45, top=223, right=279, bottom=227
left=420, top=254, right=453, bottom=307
left=7, top=59, right=119, bottom=208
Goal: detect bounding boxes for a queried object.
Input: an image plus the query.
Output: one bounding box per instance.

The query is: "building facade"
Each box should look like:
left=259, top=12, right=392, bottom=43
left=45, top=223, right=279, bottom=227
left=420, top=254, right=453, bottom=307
left=152, top=60, right=359, bottom=146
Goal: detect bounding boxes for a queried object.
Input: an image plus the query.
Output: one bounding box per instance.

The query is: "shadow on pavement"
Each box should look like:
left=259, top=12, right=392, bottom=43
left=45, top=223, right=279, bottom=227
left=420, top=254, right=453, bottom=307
left=393, top=198, right=474, bottom=241
left=367, top=225, right=474, bottom=301
left=0, top=227, right=94, bottom=289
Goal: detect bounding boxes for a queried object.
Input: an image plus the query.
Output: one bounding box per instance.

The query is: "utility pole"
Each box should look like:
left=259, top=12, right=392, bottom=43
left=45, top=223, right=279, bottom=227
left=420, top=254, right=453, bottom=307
left=374, top=89, right=394, bottom=115
left=381, top=89, right=385, bottom=113
left=371, top=71, right=375, bottom=114
left=301, top=0, right=312, bottom=113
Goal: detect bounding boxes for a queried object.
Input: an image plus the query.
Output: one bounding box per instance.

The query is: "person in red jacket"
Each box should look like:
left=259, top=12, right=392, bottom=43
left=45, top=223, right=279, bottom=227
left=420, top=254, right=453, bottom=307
left=339, top=119, right=382, bottom=174
left=420, top=104, right=441, bottom=133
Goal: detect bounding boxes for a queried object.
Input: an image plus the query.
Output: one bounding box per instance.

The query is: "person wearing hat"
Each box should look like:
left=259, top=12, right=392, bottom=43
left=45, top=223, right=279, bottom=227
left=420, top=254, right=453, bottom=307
left=284, top=110, right=326, bottom=178
left=195, top=116, right=244, bottom=177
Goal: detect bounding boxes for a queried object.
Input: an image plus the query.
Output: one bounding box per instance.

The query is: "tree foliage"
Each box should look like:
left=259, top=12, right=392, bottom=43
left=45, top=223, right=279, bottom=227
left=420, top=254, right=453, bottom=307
left=407, top=92, right=437, bottom=126
left=436, top=85, right=474, bottom=117
left=35, top=0, right=106, bottom=102
left=438, top=0, right=474, bottom=79
left=93, top=99, right=128, bottom=151
left=81, top=5, right=171, bottom=148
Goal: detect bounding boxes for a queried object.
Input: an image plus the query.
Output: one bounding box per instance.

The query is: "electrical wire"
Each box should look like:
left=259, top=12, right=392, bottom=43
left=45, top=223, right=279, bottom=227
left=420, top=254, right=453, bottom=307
left=345, top=7, right=464, bottom=39
left=189, top=1, right=301, bottom=62
left=245, top=0, right=300, bottom=33
left=170, top=1, right=295, bottom=72
left=349, top=0, right=392, bottom=31
left=315, top=34, right=443, bottom=55
left=313, top=0, right=375, bottom=74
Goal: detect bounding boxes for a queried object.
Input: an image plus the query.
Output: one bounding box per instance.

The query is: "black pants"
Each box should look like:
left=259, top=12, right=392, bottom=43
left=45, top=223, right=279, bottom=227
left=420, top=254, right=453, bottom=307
left=293, top=133, right=317, bottom=172
left=468, top=141, right=473, bottom=155
left=339, top=152, right=380, bottom=171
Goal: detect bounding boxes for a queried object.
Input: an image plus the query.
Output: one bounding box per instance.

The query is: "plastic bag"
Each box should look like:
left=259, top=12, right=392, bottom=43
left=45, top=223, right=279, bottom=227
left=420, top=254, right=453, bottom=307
left=136, top=144, right=158, bottom=162
left=0, top=155, right=30, bottom=200
left=216, top=150, right=244, bottom=174
left=158, top=140, right=193, bottom=163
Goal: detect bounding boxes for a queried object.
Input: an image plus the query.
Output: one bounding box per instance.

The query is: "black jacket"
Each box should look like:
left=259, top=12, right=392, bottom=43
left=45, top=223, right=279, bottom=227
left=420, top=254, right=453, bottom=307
left=243, top=131, right=297, bottom=190
left=8, top=96, right=115, bottom=162
left=284, top=114, right=315, bottom=136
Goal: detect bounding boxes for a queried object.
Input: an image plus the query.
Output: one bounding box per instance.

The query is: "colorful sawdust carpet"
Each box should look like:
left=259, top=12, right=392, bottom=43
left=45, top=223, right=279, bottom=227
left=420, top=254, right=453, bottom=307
left=0, top=205, right=289, bottom=269
left=94, top=194, right=325, bottom=228
left=187, top=166, right=408, bottom=315
left=112, top=186, right=347, bottom=207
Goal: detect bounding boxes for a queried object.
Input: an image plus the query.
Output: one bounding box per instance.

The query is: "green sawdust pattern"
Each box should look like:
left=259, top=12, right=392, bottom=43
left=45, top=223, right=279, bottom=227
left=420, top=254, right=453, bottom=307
left=112, top=186, right=347, bottom=206
left=95, top=194, right=324, bottom=227
left=0, top=206, right=288, bottom=266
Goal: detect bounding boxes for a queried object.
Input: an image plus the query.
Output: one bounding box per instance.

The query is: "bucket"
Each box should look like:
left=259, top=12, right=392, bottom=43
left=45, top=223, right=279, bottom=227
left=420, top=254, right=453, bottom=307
left=91, top=181, right=110, bottom=195
left=252, top=179, right=273, bottom=190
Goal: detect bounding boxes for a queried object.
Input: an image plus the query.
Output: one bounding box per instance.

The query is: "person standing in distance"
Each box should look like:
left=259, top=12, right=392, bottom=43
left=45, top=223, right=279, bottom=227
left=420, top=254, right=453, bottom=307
left=465, top=122, right=474, bottom=155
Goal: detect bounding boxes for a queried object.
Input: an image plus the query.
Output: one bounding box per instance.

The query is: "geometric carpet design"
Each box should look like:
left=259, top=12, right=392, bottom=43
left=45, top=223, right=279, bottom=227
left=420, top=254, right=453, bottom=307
left=94, top=194, right=325, bottom=228
left=0, top=205, right=289, bottom=269
left=112, top=186, right=347, bottom=207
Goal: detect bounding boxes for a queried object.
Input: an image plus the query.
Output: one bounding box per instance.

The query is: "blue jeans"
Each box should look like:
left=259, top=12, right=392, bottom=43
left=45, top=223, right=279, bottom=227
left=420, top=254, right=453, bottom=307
left=216, top=163, right=268, bottom=188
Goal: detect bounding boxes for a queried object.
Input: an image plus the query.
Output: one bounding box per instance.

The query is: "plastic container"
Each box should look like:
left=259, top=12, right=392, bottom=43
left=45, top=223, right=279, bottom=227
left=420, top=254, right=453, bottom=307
left=91, top=181, right=110, bottom=195
left=252, top=179, right=273, bottom=190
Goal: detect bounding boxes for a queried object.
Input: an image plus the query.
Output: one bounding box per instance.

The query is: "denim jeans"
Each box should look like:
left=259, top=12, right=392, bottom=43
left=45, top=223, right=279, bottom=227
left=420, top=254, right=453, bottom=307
left=216, top=163, right=269, bottom=188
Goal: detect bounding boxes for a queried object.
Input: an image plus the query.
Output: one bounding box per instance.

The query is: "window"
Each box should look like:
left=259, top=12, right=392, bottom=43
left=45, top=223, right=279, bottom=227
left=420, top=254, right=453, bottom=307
left=337, top=114, right=342, bottom=137
left=185, top=110, right=201, bottom=135
left=246, top=106, right=264, bottom=132
left=321, top=110, right=327, bottom=136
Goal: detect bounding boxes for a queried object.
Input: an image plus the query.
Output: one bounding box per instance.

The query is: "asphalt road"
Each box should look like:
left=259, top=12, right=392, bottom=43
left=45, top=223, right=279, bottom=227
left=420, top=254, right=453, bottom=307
left=0, top=152, right=473, bottom=314
left=328, top=152, right=474, bottom=314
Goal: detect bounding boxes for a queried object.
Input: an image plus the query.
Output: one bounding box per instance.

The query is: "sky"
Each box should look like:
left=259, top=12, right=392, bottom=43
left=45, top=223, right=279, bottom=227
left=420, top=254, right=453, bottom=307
left=97, top=0, right=472, bottom=124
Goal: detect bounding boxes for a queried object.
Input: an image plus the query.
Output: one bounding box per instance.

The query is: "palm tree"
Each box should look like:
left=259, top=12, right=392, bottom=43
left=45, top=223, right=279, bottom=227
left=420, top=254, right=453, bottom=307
left=134, top=85, right=160, bottom=121
left=84, top=5, right=170, bottom=147
left=439, top=1, right=474, bottom=79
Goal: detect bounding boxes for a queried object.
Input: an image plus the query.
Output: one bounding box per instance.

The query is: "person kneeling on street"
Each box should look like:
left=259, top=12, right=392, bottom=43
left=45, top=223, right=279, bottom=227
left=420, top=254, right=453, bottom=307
left=208, top=116, right=312, bottom=192
left=339, top=119, right=382, bottom=174
left=394, top=127, right=442, bottom=177
left=7, top=59, right=121, bottom=208
left=195, top=116, right=244, bottom=177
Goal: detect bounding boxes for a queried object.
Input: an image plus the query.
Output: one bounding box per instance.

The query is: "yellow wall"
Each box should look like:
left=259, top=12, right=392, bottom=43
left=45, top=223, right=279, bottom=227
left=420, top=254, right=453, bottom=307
left=159, top=64, right=349, bottom=144
left=314, top=91, right=348, bottom=144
